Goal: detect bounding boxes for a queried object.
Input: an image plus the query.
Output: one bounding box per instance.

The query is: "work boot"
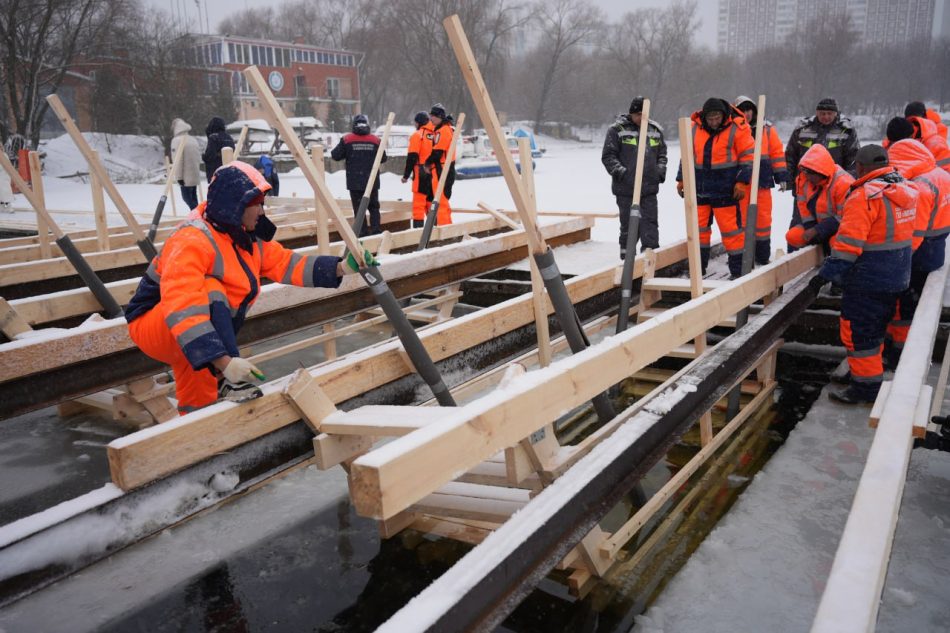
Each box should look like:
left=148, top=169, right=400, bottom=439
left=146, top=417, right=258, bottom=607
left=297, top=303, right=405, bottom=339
left=218, top=377, right=263, bottom=403
left=700, top=248, right=710, bottom=275
left=829, top=386, right=877, bottom=405
left=755, top=240, right=771, bottom=266
left=727, top=253, right=744, bottom=279
left=830, top=370, right=851, bottom=385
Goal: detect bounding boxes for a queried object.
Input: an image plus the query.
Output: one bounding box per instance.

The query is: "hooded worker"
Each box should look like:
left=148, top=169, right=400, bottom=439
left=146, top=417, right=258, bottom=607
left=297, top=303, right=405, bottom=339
left=126, top=161, right=377, bottom=414
left=883, top=138, right=950, bottom=366
left=733, top=95, right=791, bottom=265
left=809, top=145, right=918, bottom=404
left=170, top=118, right=201, bottom=210
left=785, top=144, right=854, bottom=251
left=331, top=114, right=387, bottom=236
left=885, top=108, right=950, bottom=175
left=201, top=116, right=236, bottom=183
left=675, top=97, right=756, bottom=278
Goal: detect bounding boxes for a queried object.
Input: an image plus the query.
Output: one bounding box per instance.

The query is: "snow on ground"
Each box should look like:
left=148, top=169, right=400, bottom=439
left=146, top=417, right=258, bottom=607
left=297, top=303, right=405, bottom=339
left=40, top=133, right=166, bottom=183
left=636, top=367, right=950, bottom=633
left=6, top=133, right=799, bottom=256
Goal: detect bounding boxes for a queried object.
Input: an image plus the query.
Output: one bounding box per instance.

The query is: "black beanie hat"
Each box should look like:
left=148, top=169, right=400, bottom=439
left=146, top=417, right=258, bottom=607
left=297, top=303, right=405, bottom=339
left=816, top=97, right=838, bottom=112
left=904, top=101, right=927, bottom=118
left=629, top=96, right=644, bottom=114
left=855, top=144, right=888, bottom=168
left=702, top=97, right=727, bottom=117
left=430, top=103, right=446, bottom=118
left=886, top=117, right=915, bottom=143
left=413, top=111, right=429, bottom=126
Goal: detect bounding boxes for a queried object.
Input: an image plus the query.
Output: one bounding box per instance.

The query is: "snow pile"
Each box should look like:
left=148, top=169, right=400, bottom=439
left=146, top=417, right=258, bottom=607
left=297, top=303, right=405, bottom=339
left=40, top=132, right=165, bottom=183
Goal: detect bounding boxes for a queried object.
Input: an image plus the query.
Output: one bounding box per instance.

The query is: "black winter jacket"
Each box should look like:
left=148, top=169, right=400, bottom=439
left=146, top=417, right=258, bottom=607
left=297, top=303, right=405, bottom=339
left=786, top=115, right=860, bottom=183
left=601, top=114, right=668, bottom=198
left=202, top=117, right=236, bottom=183
left=331, top=131, right=387, bottom=192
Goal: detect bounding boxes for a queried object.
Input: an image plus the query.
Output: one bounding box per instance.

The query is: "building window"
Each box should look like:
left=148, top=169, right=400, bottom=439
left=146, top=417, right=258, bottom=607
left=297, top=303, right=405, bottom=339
left=252, top=46, right=260, bottom=65
left=327, top=77, right=340, bottom=98
left=266, top=47, right=274, bottom=66
left=208, top=73, right=220, bottom=93
left=228, top=43, right=235, bottom=63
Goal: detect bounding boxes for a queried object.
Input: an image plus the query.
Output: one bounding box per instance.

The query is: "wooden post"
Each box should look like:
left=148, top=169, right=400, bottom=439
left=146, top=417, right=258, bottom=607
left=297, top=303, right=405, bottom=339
left=27, top=151, right=52, bottom=259
left=0, top=296, right=32, bottom=338
left=221, top=146, right=234, bottom=165
left=310, top=146, right=331, bottom=255
left=234, top=125, right=249, bottom=160
left=518, top=137, right=551, bottom=368
left=91, top=150, right=110, bottom=251
left=45, top=95, right=151, bottom=249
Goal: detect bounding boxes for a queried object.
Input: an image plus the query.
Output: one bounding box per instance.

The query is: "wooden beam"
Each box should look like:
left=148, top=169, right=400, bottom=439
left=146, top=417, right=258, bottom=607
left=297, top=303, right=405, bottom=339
left=105, top=239, right=684, bottom=491
left=518, top=137, right=552, bottom=369
left=28, top=152, right=51, bottom=259
left=282, top=368, right=338, bottom=432
left=90, top=150, right=109, bottom=251
left=0, top=297, right=31, bottom=338
left=348, top=248, right=820, bottom=519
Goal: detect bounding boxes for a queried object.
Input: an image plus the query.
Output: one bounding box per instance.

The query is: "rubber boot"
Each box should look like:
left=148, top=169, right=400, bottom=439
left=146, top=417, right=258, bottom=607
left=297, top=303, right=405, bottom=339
left=700, top=247, right=710, bottom=275
left=727, top=253, right=744, bottom=279
left=755, top=239, right=771, bottom=266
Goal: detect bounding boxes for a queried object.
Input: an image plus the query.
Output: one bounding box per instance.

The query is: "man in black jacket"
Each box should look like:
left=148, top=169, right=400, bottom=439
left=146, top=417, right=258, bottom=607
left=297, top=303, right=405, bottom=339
left=202, top=116, right=236, bottom=183
left=601, top=97, right=668, bottom=258
left=786, top=98, right=860, bottom=192
left=331, top=114, right=387, bottom=235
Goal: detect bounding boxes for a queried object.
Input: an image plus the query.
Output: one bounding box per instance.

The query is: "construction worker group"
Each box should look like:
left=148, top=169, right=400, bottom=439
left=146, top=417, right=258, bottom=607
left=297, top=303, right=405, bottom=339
left=603, top=96, right=949, bottom=406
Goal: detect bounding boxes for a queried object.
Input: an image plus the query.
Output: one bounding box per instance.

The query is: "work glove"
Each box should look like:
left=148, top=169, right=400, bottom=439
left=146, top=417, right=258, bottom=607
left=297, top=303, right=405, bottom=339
left=778, top=180, right=789, bottom=192
left=222, top=357, right=265, bottom=383
left=344, top=247, right=380, bottom=273
left=612, top=165, right=627, bottom=180
left=807, top=274, right=827, bottom=295
left=676, top=181, right=684, bottom=198
left=785, top=225, right=819, bottom=248
left=733, top=182, right=748, bottom=201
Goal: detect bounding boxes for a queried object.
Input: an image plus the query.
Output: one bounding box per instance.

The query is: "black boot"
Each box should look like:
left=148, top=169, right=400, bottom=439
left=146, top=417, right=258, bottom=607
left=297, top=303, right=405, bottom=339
left=727, top=253, right=744, bottom=279
left=829, top=385, right=877, bottom=405
left=700, top=248, right=710, bottom=275
left=755, top=239, right=771, bottom=266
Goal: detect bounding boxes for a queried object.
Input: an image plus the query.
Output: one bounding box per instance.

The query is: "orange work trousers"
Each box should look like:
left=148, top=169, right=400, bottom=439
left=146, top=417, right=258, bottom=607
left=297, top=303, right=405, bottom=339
left=739, top=187, right=772, bottom=243
left=698, top=200, right=746, bottom=256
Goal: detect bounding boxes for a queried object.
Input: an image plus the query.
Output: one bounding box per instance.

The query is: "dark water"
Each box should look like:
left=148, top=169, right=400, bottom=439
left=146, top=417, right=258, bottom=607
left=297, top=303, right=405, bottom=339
left=91, top=350, right=837, bottom=633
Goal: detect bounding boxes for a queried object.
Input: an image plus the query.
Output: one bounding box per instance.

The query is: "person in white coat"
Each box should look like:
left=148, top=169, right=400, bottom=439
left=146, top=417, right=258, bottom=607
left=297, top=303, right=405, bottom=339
left=170, top=118, right=201, bottom=210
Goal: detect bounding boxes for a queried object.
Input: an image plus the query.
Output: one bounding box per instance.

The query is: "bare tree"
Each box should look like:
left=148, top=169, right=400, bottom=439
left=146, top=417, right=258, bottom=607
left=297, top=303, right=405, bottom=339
left=785, top=11, right=859, bottom=114
left=0, top=0, right=125, bottom=148
left=530, top=0, right=603, bottom=130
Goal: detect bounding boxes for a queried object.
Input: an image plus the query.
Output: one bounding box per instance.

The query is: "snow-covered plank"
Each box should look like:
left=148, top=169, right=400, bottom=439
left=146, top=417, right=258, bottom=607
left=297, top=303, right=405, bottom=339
left=106, top=237, right=684, bottom=491
left=811, top=262, right=950, bottom=633
left=348, top=247, right=820, bottom=520
left=320, top=405, right=447, bottom=436
left=641, top=277, right=728, bottom=293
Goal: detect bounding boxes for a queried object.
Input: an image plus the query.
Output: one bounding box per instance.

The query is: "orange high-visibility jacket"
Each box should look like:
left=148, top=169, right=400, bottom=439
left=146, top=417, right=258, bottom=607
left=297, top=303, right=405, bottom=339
left=404, top=122, right=435, bottom=193
left=820, top=166, right=918, bottom=293
left=925, top=109, right=949, bottom=140
left=426, top=121, right=455, bottom=179
left=795, top=144, right=854, bottom=232
left=888, top=139, right=950, bottom=250
left=908, top=116, right=950, bottom=173
left=677, top=106, right=755, bottom=202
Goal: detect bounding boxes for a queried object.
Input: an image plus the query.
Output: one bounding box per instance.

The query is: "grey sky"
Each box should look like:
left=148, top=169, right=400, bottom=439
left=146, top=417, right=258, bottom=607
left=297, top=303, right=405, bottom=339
left=149, top=0, right=719, bottom=48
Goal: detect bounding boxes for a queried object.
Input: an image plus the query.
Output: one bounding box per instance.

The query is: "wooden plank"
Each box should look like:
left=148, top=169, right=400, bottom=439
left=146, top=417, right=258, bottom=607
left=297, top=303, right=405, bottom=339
left=90, top=150, right=110, bottom=251
left=320, top=405, right=446, bottom=436
left=0, top=297, right=31, bottom=338
left=811, top=261, right=950, bottom=633
left=282, top=368, right=338, bottom=432
left=641, top=278, right=727, bottom=293
left=105, top=238, right=680, bottom=491
left=599, top=383, right=776, bottom=559
left=868, top=381, right=892, bottom=428
left=348, top=247, right=819, bottom=519
left=313, top=433, right=374, bottom=470
left=475, top=201, right=519, bottom=230
left=28, top=152, right=51, bottom=259
left=678, top=117, right=709, bottom=360
left=518, top=137, right=552, bottom=369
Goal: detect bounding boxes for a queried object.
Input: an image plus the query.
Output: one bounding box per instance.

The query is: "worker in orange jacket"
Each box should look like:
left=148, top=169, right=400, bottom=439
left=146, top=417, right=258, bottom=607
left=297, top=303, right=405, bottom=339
left=809, top=145, right=918, bottom=404
left=424, top=103, right=455, bottom=226
left=676, top=98, right=756, bottom=278
left=125, top=161, right=375, bottom=415
left=785, top=144, right=854, bottom=250
left=734, top=96, right=791, bottom=265
left=402, top=111, right=435, bottom=226
left=905, top=101, right=948, bottom=141
left=883, top=137, right=950, bottom=365
left=884, top=111, right=950, bottom=174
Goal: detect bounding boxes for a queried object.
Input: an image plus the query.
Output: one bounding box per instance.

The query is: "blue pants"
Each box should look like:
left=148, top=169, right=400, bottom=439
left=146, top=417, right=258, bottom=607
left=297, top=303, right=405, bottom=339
left=840, top=287, right=899, bottom=398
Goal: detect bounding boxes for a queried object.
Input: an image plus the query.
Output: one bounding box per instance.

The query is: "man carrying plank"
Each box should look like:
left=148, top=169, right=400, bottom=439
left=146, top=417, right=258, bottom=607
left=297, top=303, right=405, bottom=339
left=331, top=114, right=388, bottom=236
left=125, top=161, right=376, bottom=414
left=601, top=96, right=667, bottom=259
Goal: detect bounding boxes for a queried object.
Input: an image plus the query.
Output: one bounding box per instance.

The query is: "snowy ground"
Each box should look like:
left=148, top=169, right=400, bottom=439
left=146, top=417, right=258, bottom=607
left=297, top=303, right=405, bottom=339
left=635, top=364, right=950, bottom=633
left=4, top=133, right=798, bottom=255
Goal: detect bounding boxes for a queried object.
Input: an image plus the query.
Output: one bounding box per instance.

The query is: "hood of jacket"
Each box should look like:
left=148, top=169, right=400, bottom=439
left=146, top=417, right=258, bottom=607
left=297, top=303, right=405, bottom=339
left=888, top=139, right=937, bottom=180
left=689, top=102, right=748, bottom=135
left=852, top=166, right=917, bottom=208
left=799, top=144, right=838, bottom=179
left=172, top=118, right=191, bottom=136
left=205, top=116, right=227, bottom=136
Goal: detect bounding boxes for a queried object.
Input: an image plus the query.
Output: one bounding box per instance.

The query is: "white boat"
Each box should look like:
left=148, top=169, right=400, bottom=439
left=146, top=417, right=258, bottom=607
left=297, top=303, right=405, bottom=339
left=455, top=133, right=535, bottom=180
left=374, top=124, right=414, bottom=157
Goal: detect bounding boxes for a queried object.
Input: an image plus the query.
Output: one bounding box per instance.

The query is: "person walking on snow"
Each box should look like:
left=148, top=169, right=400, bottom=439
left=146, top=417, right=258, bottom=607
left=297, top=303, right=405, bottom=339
left=733, top=96, right=790, bottom=265
left=254, top=155, right=280, bottom=197
left=170, top=118, right=201, bottom=210
left=601, top=96, right=668, bottom=259
left=331, top=114, right=388, bottom=236
left=125, top=161, right=377, bottom=415
left=403, top=111, right=435, bottom=227
left=676, top=97, right=756, bottom=278
left=202, top=116, right=235, bottom=183
left=808, top=145, right=917, bottom=405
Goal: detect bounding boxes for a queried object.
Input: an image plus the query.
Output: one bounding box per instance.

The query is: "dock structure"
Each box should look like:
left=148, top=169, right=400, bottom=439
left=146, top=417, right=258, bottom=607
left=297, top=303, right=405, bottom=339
left=3, top=15, right=950, bottom=633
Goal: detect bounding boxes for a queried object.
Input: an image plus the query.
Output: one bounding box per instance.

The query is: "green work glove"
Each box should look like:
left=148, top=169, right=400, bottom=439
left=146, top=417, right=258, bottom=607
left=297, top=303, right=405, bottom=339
left=344, top=247, right=380, bottom=272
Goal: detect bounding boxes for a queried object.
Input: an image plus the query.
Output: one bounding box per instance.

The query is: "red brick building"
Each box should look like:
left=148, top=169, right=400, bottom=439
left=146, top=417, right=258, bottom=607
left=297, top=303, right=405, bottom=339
left=187, top=35, right=362, bottom=125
